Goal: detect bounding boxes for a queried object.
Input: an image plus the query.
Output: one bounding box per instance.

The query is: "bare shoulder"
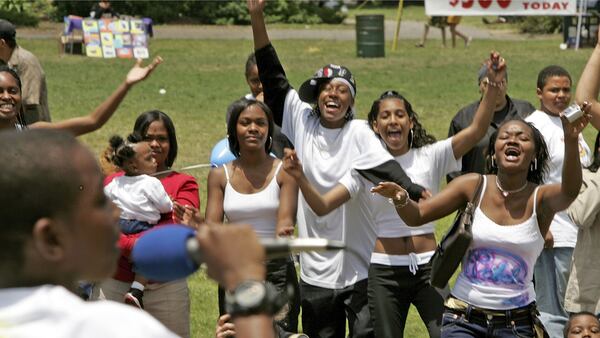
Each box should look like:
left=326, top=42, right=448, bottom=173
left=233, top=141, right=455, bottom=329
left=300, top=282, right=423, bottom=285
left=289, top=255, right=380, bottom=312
left=274, top=158, right=292, bottom=184
left=448, top=173, right=484, bottom=200
left=208, top=165, right=226, bottom=186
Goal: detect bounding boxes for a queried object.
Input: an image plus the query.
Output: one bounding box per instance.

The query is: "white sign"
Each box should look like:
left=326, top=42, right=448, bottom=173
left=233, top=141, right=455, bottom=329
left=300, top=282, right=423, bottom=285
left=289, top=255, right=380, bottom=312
left=425, top=0, right=577, bottom=16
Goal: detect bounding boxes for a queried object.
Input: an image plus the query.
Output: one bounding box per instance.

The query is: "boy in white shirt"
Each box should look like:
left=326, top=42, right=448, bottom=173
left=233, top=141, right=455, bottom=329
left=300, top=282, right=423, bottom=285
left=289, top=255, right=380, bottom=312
left=525, top=65, right=592, bottom=337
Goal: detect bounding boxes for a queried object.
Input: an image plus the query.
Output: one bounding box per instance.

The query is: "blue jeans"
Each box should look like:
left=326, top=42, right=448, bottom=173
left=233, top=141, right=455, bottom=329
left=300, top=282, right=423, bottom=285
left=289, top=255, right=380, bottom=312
left=119, top=218, right=152, bottom=234
left=534, top=247, right=573, bottom=338
left=441, top=309, right=537, bottom=337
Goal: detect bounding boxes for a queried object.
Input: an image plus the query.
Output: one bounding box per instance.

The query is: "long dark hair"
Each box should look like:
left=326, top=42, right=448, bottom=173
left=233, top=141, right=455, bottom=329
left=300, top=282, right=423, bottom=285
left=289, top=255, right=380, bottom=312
left=226, top=98, right=274, bottom=158
left=588, top=131, right=600, bottom=173
left=485, top=119, right=549, bottom=184
left=367, top=90, right=436, bottom=149
left=0, top=65, right=27, bottom=128
left=133, top=110, right=178, bottom=168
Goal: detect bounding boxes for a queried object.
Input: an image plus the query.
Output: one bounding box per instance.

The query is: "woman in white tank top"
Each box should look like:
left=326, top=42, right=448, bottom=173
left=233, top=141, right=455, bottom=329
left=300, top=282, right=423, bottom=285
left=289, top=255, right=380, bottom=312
left=205, top=98, right=300, bottom=333
left=372, top=115, right=591, bottom=337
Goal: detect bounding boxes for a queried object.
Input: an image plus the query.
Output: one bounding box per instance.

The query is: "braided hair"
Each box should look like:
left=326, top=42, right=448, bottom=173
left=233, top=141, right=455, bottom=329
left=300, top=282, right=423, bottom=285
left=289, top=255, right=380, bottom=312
left=108, top=132, right=143, bottom=173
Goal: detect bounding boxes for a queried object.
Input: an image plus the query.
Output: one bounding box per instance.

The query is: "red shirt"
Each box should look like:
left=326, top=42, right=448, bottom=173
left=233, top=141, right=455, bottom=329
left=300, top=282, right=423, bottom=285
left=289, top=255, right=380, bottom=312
left=105, top=171, right=200, bottom=282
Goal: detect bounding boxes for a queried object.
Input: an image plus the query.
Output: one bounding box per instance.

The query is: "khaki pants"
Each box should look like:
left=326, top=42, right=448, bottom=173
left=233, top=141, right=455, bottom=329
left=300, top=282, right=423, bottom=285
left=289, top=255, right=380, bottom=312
left=97, top=278, right=190, bottom=338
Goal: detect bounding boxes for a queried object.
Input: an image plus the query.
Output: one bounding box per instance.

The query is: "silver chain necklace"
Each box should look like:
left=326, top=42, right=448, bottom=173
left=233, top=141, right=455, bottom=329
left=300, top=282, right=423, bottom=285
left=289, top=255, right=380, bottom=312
left=495, top=176, right=528, bottom=198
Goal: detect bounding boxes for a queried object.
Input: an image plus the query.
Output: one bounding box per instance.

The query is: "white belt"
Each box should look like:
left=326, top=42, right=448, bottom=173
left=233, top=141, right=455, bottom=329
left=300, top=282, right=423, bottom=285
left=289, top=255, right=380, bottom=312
left=370, top=251, right=435, bottom=275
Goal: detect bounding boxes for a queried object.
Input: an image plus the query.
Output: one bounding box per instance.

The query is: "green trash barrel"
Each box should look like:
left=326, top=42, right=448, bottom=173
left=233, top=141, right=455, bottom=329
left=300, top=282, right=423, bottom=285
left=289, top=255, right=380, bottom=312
left=356, top=15, right=385, bottom=58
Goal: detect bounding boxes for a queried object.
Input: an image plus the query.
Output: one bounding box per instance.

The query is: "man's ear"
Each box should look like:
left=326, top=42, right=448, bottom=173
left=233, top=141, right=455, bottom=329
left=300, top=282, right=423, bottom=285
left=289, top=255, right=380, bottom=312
left=536, top=87, right=543, bottom=100
left=30, top=218, right=66, bottom=262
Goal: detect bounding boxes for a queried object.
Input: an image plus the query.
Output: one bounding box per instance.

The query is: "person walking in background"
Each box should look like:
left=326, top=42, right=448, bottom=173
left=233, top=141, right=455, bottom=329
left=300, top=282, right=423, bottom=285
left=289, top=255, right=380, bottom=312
left=447, top=16, right=472, bottom=48
left=415, top=16, right=447, bottom=48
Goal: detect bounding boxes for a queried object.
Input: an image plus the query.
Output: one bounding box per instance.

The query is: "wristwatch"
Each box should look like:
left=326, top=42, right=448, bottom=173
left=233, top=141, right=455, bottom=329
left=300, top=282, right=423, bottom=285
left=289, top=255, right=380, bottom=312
left=225, top=280, right=281, bottom=317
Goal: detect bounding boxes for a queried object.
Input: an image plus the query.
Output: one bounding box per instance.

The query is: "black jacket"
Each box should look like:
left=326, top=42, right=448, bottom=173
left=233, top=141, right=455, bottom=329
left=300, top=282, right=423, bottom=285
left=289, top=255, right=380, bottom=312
left=447, top=96, right=535, bottom=182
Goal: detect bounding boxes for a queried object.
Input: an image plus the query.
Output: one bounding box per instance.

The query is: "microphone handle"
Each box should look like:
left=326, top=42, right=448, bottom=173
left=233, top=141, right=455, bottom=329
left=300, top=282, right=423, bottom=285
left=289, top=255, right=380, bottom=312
left=185, top=237, right=346, bottom=263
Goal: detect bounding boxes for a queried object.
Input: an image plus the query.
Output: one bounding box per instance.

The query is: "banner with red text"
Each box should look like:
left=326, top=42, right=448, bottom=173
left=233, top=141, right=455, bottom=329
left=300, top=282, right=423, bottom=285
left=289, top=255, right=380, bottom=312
left=425, top=0, right=577, bottom=15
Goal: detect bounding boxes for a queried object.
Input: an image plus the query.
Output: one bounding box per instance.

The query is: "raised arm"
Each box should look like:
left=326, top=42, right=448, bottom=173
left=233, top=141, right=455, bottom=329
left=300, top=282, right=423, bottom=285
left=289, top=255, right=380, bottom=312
left=275, top=163, right=298, bottom=237
left=205, top=167, right=227, bottom=224
left=249, top=0, right=292, bottom=126
left=371, top=173, right=480, bottom=226
left=283, top=149, right=351, bottom=216
left=537, top=111, right=591, bottom=229
left=575, top=29, right=600, bottom=129
left=31, top=57, right=162, bottom=136
left=451, top=53, right=505, bottom=159
left=248, top=0, right=269, bottom=50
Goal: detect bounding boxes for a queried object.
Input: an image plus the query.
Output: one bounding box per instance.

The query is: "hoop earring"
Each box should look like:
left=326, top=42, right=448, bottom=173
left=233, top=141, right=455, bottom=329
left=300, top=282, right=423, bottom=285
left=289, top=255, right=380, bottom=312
left=266, top=136, right=273, bottom=151
left=530, top=158, right=538, bottom=171
left=491, top=155, right=496, bottom=168
left=408, top=129, right=414, bottom=149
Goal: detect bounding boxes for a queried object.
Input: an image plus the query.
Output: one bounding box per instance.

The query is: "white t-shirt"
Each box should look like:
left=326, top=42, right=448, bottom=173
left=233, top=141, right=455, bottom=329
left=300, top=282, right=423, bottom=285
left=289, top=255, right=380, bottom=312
left=104, top=174, right=173, bottom=224
left=281, top=89, right=395, bottom=289
left=0, top=285, right=179, bottom=338
left=526, top=110, right=591, bottom=247
left=340, top=137, right=461, bottom=239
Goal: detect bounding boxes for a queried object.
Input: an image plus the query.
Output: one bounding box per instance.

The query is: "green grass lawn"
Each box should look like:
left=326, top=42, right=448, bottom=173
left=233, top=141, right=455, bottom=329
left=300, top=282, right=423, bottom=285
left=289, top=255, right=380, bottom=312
left=22, top=35, right=597, bottom=337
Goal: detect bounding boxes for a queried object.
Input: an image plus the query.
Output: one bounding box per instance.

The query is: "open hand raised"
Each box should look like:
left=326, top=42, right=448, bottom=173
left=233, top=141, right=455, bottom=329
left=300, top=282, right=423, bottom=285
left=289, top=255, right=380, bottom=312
left=125, top=56, right=163, bottom=86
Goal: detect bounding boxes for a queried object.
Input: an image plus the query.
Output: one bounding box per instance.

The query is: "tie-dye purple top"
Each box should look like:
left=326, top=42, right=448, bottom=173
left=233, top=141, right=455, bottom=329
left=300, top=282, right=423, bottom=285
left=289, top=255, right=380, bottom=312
left=452, top=176, right=545, bottom=310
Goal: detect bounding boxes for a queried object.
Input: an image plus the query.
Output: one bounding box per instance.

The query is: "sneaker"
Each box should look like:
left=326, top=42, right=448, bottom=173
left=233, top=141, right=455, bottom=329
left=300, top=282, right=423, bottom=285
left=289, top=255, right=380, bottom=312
left=124, top=288, right=144, bottom=309
left=465, top=36, right=473, bottom=47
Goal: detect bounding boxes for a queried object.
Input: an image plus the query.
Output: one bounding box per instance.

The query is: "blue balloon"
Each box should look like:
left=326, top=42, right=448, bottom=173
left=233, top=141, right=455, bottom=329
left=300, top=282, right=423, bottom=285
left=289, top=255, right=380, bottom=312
left=210, top=138, right=236, bottom=167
